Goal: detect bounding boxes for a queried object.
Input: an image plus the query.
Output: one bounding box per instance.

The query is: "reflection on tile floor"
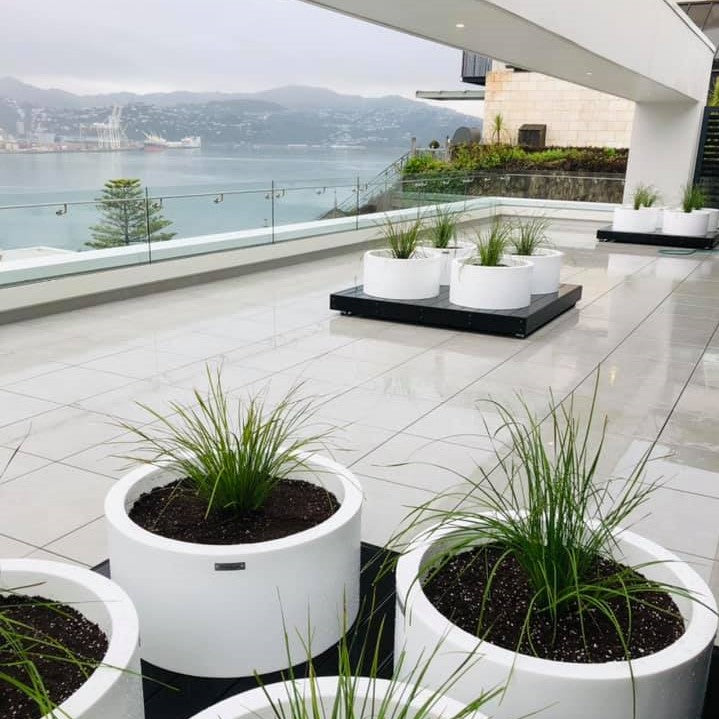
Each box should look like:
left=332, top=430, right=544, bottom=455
left=1, top=232, right=718, bottom=641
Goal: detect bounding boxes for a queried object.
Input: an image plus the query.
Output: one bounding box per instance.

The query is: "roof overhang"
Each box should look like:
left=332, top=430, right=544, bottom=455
left=302, top=0, right=715, bottom=103
left=416, top=90, right=486, bottom=101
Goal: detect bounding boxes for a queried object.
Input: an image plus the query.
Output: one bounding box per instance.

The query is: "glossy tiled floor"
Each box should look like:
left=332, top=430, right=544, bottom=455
left=1, top=228, right=719, bottom=619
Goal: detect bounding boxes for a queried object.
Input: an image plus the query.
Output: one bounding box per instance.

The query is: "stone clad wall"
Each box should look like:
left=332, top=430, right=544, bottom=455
left=484, top=69, right=635, bottom=148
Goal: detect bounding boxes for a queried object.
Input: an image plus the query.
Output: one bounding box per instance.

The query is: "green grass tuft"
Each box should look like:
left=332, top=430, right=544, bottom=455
left=380, top=216, right=424, bottom=259
left=511, top=216, right=551, bottom=256
left=427, top=205, right=463, bottom=249
left=467, top=217, right=512, bottom=267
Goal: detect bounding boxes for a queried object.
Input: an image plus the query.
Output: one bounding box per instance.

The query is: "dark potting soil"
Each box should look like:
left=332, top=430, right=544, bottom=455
left=0, top=594, right=108, bottom=719
left=129, top=478, right=340, bottom=544
left=423, top=544, right=685, bottom=664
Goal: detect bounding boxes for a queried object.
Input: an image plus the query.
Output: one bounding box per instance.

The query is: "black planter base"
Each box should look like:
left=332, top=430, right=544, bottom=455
left=597, top=225, right=719, bottom=250
left=93, top=546, right=718, bottom=719
left=329, top=284, right=582, bottom=339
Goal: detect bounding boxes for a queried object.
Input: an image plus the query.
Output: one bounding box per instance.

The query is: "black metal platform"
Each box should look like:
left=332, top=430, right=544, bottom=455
left=93, top=542, right=719, bottom=719
left=597, top=225, right=719, bottom=250
left=329, top=284, right=582, bottom=339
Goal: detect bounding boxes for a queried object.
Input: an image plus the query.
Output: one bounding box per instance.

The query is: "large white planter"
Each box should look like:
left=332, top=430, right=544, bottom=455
left=612, top=206, right=658, bottom=233
left=0, top=559, right=143, bottom=719
left=188, top=677, right=488, bottom=719
left=363, top=249, right=442, bottom=300
left=703, top=207, right=719, bottom=233
left=435, top=242, right=474, bottom=285
left=449, top=256, right=533, bottom=310
left=662, top=209, right=709, bottom=237
left=509, top=248, right=563, bottom=294
left=106, top=454, right=363, bottom=677
left=395, top=522, right=717, bottom=719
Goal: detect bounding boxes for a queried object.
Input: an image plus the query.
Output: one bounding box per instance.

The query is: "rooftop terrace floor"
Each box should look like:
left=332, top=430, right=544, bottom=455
left=1, top=230, right=718, bottom=624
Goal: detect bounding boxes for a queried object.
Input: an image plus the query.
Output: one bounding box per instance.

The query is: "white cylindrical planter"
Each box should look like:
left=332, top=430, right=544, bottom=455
left=703, top=207, right=719, bottom=233
left=436, top=242, right=474, bottom=285
left=638, top=206, right=663, bottom=231
left=189, top=677, right=488, bottom=719
left=106, top=454, right=363, bottom=678
left=662, top=209, right=709, bottom=237
left=363, top=249, right=442, bottom=300
left=509, top=248, right=563, bottom=295
left=395, top=522, right=717, bottom=719
left=0, top=559, right=143, bottom=719
left=613, top=206, right=657, bottom=233
left=450, top=256, right=533, bottom=310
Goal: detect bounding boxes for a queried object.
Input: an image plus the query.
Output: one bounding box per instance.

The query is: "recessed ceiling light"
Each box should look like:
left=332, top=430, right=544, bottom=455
left=455, top=23, right=465, bottom=29
left=586, top=71, right=593, bottom=76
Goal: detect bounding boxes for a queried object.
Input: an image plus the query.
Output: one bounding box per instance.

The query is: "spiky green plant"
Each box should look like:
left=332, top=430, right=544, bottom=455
left=467, top=217, right=513, bottom=267
left=511, top=216, right=551, bottom=256
left=681, top=184, right=706, bottom=213
left=631, top=184, right=660, bottom=211
left=387, top=374, right=706, bottom=667
left=427, top=205, right=463, bottom=249
left=380, top=217, right=424, bottom=260
left=490, top=113, right=506, bottom=145
left=256, top=595, right=501, bottom=719
left=120, top=369, right=332, bottom=516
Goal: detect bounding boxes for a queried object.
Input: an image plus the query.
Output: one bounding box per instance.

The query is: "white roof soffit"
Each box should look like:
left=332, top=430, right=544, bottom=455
left=302, top=0, right=715, bottom=103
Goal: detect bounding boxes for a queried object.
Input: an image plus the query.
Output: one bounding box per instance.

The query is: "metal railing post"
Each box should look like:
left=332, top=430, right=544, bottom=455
left=355, top=176, right=360, bottom=230
left=144, top=187, right=152, bottom=264
left=271, top=180, right=275, bottom=244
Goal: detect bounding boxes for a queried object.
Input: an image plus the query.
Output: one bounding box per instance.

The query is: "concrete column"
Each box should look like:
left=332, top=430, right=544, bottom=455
left=624, top=101, right=706, bottom=207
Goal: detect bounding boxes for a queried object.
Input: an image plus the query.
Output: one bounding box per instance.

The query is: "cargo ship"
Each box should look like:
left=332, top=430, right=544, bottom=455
left=143, top=133, right=202, bottom=151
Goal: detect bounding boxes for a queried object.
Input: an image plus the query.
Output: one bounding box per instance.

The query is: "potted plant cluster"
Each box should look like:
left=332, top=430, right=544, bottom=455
left=424, top=205, right=473, bottom=285
left=0, top=450, right=144, bottom=719
left=105, top=371, right=363, bottom=678
left=662, top=184, right=711, bottom=237
left=508, top=216, right=563, bottom=294
left=392, top=381, right=717, bottom=719
left=449, top=217, right=533, bottom=310
left=363, top=217, right=442, bottom=300
left=612, top=184, right=661, bottom=233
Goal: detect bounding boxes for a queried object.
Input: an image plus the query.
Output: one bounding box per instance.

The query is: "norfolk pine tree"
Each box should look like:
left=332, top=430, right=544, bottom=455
left=87, top=178, right=175, bottom=249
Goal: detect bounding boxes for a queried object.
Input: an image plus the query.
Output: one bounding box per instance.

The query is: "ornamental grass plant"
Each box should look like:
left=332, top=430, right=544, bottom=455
left=631, top=184, right=659, bottom=211
left=510, top=216, right=551, bottom=257
left=467, top=217, right=513, bottom=267
left=681, top=184, right=705, bottom=213
left=120, top=369, right=331, bottom=516
left=427, top=205, right=463, bottom=250
left=380, top=217, right=424, bottom=259
left=389, top=375, right=704, bottom=661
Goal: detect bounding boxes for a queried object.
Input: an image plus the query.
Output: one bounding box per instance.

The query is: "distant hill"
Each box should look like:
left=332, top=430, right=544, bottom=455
left=0, top=77, right=483, bottom=148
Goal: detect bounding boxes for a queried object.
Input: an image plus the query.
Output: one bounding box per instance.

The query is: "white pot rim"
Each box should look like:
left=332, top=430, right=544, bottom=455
left=0, top=559, right=140, bottom=719
left=509, top=248, right=564, bottom=259
left=366, top=248, right=440, bottom=263
left=105, top=452, right=363, bottom=557
left=457, top=256, right=533, bottom=271
left=190, top=676, right=487, bottom=719
left=396, top=519, right=718, bottom=681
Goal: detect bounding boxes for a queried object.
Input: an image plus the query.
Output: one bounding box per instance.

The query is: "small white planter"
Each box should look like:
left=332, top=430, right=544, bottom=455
left=449, top=256, right=533, bottom=310
left=395, top=521, right=717, bottom=719
left=638, top=206, right=663, bottom=231
left=703, top=207, right=719, bottom=233
left=509, top=248, right=563, bottom=295
left=662, top=209, right=709, bottom=237
left=612, top=206, right=658, bottom=233
left=434, top=242, right=474, bottom=285
left=0, top=559, right=143, bottom=719
left=106, top=454, right=363, bottom=677
left=363, top=249, right=442, bottom=300
left=188, top=676, right=488, bottom=719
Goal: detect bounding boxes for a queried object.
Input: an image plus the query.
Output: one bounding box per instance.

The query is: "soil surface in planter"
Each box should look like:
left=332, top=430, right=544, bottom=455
left=0, top=594, right=108, bottom=719
left=129, top=478, right=340, bottom=544
left=423, top=544, right=685, bottom=663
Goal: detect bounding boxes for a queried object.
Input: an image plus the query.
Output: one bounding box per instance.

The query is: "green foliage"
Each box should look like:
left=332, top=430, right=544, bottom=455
left=709, top=80, right=719, bottom=107
left=120, top=368, right=331, bottom=516
left=468, top=217, right=512, bottom=266
left=511, top=216, right=551, bottom=256
left=490, top=113, right=508, bottom=145
left=427, top=205, right=463, bottom=249
left=380, top=216, right=424, bottom=259
left=391, top=374, right=700, bottom=660
left=402, top=145, right=629, bottom=181
left=257, top=598, right=500, bottom=719
left=632, top=184, right=660, bottom=211
left=87, top=178, right=175, bottom=249
left=681, top=183, right=706, bottom=213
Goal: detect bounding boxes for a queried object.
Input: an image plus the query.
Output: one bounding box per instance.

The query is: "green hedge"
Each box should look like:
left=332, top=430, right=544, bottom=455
left=403, top=145, right=628, bottom=176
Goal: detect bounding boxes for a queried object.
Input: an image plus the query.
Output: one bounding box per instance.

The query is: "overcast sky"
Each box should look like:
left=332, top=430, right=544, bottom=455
left=1, top=0, right=483, bottom=116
